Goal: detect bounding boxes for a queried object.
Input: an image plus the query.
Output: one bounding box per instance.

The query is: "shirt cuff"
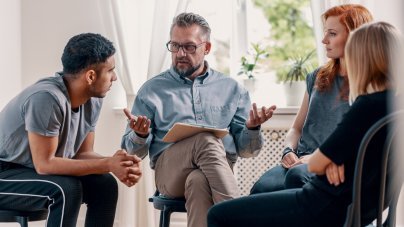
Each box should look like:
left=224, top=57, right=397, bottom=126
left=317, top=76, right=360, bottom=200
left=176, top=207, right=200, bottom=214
left=244, top=126, right=261, bottom=136
left=247, top=125, right=261, bottom=131
left=130, top=131, right=148, bottom=144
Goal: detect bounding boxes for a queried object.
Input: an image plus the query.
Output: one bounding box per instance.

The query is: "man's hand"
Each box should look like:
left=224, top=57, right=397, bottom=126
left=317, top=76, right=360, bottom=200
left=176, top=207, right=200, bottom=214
left=109, top=150, right=142, bottom=187
left=246, top=103, right=276, bottom=129
left=123, top=108, right=151, bottom=138
left=325, top=163, right=345, bottom=186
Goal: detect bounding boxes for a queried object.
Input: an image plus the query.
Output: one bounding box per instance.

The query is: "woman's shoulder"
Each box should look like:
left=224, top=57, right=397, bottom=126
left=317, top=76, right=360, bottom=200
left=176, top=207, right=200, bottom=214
left=307, top=67, right=322, bottom=81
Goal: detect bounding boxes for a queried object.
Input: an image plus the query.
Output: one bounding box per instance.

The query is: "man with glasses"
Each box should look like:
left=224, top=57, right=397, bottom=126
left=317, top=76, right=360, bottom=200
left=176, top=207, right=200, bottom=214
left=122, top=12, right=276, bottom=227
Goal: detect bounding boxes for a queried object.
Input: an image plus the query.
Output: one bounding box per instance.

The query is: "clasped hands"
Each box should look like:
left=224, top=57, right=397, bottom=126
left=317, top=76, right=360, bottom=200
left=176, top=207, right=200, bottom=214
left=282, top=153, right=345, bottom=186
left=109, top=150, right=142, bottom=187
left=281, top=152, right=311, bottom=169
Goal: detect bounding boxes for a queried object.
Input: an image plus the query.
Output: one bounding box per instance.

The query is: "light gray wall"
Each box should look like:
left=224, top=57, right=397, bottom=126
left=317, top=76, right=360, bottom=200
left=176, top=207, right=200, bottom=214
left=0, top=0, right=21, bottom=109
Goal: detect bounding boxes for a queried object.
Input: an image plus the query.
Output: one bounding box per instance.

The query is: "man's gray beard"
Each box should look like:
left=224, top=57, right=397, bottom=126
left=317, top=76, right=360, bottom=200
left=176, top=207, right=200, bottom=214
left=174, top=63, right=201, bottom=78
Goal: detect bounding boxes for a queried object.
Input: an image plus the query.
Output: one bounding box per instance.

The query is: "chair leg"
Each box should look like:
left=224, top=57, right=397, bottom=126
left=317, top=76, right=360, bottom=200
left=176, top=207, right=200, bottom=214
left=16, top=216, right=28, bottom=227
left=384, top=207, right=397, bottom=227
left=160, top=207, right=172, bottom=227
left=159, top=211, right=164, bottom=227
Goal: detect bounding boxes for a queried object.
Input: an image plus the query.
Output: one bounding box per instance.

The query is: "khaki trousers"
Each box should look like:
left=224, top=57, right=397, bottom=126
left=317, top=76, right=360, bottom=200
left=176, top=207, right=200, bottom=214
left=155, top=132, right=240, bottom=227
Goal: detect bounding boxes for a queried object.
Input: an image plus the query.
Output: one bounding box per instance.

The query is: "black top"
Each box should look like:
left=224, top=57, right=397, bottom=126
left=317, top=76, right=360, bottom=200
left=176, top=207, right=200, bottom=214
left=302, top=90, right=390, bottom=225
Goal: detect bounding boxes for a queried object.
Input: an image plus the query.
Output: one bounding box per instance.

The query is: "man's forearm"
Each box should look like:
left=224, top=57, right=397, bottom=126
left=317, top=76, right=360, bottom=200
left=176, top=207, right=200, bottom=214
left=34, top=156, right=110, bottom=176
left=74, top=151, right=105, bottom=160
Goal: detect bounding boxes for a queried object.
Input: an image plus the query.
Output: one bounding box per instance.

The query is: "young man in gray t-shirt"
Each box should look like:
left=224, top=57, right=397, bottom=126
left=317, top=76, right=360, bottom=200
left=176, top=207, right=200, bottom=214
left=0, top=33, right=142, bottom=227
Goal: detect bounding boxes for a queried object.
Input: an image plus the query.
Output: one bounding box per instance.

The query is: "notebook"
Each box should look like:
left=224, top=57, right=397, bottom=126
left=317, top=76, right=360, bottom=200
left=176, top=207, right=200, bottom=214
left=162, top=122, right=229, bottom=143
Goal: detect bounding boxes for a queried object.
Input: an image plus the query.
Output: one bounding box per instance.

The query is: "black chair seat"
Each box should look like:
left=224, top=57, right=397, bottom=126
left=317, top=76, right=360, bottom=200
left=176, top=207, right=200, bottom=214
left=149, top=190, right=186, bottom=227
left=0, top=209, right=48, bottom=227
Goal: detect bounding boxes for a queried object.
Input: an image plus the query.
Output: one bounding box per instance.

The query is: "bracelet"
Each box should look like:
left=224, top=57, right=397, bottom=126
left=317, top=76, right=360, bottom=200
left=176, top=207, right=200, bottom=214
left=281, top=147, right=296, bottom=159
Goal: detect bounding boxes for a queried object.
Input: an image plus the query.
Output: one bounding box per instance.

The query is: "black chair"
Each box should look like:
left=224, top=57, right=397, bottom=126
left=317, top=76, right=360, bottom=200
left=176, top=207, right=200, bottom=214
left=149, top=190, right=187, bottom=227
left=0, top=209, right=48, bottom=227
left=344, top=111, right=404, bottom=227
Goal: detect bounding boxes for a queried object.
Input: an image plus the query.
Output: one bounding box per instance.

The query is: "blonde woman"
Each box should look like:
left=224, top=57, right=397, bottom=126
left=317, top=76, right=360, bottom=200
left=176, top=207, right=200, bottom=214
left=208, top=21, right=400, bottom=227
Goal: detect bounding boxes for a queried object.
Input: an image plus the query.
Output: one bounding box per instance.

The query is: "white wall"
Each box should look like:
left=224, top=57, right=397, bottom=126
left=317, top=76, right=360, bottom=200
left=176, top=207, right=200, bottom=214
left=0, top=0, right=21, bottom=109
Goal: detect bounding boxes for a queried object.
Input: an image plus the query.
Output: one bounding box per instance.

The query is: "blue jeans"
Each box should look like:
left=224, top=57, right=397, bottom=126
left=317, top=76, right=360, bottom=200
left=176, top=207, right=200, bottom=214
left=208, top=186, right=349, bottom=227
left=250, top=164, right=314, bottom=194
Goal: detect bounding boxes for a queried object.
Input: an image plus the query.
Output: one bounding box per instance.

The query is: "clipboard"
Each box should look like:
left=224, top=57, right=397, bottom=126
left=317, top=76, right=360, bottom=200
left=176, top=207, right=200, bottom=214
left=162, top=122, right=229, bottom=143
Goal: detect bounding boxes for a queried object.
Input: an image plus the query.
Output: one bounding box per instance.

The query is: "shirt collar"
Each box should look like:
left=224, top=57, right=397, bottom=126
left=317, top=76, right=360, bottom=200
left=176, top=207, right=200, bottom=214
left=169, top=61, right=212, bottom=85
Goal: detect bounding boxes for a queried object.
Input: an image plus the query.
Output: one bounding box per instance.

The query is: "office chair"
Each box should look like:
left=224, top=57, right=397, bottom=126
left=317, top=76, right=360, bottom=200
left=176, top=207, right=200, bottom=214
left=149, top=190, right=187, bottom=227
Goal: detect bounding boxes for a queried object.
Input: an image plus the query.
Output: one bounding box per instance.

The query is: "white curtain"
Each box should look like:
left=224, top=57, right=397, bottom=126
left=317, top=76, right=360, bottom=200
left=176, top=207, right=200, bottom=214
left=147, top=0, right=190, bottom=78
left=98, top=0, right=189, bottom=226
left=230, top=0, right=248, bottom=77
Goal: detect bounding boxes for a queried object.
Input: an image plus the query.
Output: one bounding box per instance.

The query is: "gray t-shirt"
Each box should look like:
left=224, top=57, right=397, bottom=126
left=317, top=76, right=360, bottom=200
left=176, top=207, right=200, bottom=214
left=296, top=69, right=350, bottom=156
left=0, top=73, right=102, bottom=168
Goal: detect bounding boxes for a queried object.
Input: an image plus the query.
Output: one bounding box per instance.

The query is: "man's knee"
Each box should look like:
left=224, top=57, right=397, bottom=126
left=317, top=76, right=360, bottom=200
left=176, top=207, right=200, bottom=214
left=185, top=170, right=210, bottom=194
left=97, top=173, right=118, bottom=201
left=194, top=132, right=224, bottom=149
left=192, top=132, right=226, bottom=160
left=82, top=173, right=118, bottom=203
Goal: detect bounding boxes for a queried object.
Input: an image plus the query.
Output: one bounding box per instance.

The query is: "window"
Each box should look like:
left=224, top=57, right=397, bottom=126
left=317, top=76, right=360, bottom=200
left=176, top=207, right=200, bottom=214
left=188, top=0, right=317, bottom=108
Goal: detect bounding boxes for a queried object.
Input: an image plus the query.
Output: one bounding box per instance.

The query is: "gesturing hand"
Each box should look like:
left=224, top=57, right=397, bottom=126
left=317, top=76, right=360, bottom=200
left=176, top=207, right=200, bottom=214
left=246, top=103, right=276, bottom=129
left=123, top=108, right=151, bottom=138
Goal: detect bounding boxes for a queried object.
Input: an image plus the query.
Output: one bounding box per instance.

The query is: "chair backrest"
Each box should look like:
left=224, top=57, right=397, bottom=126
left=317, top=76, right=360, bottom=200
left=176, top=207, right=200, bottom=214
left=344, top=110, right=404, bottom=227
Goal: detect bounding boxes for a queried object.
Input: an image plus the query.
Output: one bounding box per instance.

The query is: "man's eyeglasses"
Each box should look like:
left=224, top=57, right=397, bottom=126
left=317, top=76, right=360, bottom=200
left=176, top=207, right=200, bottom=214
left=166, top=41, right=206, bottom=54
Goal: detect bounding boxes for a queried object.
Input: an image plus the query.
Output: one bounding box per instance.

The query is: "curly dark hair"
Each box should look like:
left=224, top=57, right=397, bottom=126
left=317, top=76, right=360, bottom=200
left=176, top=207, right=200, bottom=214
left=61, top=33, right=115, bottom=75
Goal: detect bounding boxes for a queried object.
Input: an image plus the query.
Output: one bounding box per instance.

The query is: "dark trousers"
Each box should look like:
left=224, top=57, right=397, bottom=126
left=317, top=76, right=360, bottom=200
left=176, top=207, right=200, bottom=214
left=0, top=161, right=118, bottom=227
left=250, top=164, right=314, bottom=194
left=207, top=187, right=347, bottom=227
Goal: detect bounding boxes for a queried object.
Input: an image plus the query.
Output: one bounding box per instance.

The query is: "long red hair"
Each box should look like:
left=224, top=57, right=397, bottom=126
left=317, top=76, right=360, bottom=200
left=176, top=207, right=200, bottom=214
left=315, top=4, right=373, bottom=99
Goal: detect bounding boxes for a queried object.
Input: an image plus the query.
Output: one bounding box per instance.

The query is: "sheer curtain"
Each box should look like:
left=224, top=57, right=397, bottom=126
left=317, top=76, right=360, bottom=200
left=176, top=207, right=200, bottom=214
left=98, top=0, right=189, bottom=226
left=230, top=0, right=248, bottom=77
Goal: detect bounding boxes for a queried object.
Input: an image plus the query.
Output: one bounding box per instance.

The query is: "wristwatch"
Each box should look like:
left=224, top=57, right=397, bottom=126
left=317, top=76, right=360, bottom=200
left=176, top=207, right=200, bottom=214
left=281, top=147, right=296, bottom=159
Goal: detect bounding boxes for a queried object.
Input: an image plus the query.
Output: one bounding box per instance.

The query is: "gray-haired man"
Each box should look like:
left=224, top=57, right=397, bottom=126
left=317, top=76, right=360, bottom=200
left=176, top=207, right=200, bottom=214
left=122, top=12, right=276, bottom=227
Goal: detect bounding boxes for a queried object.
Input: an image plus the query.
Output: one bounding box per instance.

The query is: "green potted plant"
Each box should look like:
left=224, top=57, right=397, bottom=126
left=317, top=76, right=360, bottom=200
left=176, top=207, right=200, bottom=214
left=277, top=49, right=316, bottom=106
left=277, top=49, right=316, bottom=84
left=238, top=43, right=269, bottom=91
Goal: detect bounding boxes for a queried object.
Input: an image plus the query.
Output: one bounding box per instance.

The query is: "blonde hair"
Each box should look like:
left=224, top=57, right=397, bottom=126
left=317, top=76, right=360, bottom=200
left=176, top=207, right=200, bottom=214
left=345, top=22, right=401, bottom=103
left=316, top=4, right=373, bottom=98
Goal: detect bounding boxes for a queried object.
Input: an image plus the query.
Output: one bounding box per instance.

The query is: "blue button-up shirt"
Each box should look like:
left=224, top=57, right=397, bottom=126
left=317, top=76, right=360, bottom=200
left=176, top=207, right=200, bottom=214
left=121, top=62, right=263, bottom=168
